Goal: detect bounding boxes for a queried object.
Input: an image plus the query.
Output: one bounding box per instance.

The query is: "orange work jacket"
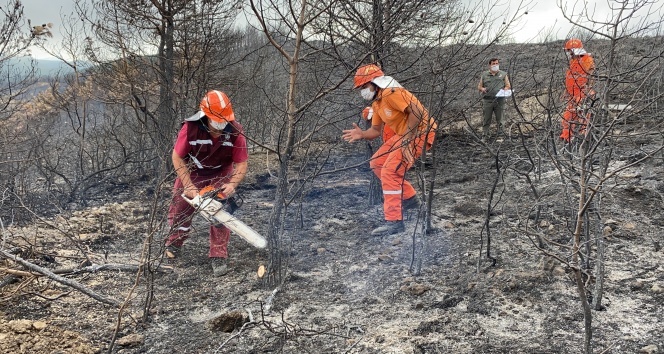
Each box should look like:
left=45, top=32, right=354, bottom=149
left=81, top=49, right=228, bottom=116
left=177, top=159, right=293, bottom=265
left=565, top=54, right=595, bottom=99
left=371, top=87, right=437, bottom=147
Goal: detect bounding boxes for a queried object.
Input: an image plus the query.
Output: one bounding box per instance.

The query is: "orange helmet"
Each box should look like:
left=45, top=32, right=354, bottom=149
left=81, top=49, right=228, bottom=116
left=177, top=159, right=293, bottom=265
left=564, top=38, right=583, bottom=50
left=361, top=107, right=373, bottom=120
left=200, top=90, right=235, bottom=122
left=353, top=64, right=384, bottom=89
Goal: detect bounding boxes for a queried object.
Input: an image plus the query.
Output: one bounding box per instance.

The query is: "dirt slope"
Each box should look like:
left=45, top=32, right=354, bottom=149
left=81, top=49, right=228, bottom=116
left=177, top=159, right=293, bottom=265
left=1, top=132, right=663, bottom=354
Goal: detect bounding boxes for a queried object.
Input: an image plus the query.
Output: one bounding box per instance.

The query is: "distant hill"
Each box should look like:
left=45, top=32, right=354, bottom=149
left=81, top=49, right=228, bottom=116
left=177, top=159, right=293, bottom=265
left=33, top=58, right=75, bottom=77
left=5, top=56, right=90, bottom=78
left=0, top=56, right=92, bottom=98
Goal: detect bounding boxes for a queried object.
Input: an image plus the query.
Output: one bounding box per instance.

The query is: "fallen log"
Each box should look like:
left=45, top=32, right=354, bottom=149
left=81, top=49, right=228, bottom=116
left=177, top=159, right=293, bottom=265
left=0, top=250, right=120, bottom=306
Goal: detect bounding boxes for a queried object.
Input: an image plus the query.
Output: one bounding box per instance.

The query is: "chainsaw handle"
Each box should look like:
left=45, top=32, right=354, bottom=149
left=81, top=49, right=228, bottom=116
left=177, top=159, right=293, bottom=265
left=181, top=193, right=202, bottom=207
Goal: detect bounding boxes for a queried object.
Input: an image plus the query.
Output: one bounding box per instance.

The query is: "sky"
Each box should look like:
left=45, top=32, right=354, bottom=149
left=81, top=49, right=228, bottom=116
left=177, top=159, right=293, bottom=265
left=500, top=1, right=578, bottom=42
left=22, top=0, right=78, bottom=59
left=462, top=0, right=613, bottom=43
left=21, top=0, right=662, bottom=60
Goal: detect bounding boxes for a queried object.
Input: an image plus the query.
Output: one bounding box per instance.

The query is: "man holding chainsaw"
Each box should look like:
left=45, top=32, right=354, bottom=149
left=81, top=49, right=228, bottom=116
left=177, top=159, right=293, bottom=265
left=342, top=64, right=437, bottom=237
left=165, top=90, right=248, bottom=276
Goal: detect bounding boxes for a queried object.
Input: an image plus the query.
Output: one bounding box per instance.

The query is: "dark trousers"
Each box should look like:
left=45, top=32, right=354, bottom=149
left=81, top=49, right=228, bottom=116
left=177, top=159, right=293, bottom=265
left=482, top=98, right=506, bottom=136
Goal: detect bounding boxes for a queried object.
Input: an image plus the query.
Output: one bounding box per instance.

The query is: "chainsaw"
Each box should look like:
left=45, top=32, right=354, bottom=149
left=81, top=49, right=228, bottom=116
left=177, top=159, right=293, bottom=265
left=181, top=189, right=267, bottom=249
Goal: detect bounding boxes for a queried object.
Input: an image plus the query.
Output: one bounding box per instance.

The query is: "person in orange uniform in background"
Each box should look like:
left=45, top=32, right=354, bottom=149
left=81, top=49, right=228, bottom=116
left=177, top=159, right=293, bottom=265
left=343, top=64, right=437, bottom=236
left=165, top=90, right=249, bottom=276
left=561, top=38, right=596, bottom=142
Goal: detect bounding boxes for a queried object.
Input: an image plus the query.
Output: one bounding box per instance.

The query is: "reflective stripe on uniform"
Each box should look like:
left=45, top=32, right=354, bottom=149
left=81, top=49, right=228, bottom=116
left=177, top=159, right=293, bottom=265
left=383, top=190, right=402, bottom=195
left=222, top=142, right=233, bottom=147
left=189, top=155, right=204, bottom=169
left=189, top=139, right=212, bottom=145
left=188, top=154, right=223, bottom=170
left=178, top=226, right=190, bottom=232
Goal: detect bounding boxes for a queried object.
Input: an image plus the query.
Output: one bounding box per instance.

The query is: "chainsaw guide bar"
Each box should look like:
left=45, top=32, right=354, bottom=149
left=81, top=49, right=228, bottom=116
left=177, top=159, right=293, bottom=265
left=181, top=194, right=268, bottom=249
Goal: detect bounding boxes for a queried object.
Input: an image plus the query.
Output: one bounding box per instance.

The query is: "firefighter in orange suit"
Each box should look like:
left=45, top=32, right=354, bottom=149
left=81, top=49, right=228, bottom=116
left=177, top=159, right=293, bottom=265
left=362, top=106, right=395, bottom=142
left=561, top=38, right=596, bottom=142
left=343, top=64, right=437, bottom=236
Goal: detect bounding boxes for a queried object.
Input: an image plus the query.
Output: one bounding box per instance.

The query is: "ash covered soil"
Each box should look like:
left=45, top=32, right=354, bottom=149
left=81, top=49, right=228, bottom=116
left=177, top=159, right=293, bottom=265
left=1, top=130, right=663, bottom=354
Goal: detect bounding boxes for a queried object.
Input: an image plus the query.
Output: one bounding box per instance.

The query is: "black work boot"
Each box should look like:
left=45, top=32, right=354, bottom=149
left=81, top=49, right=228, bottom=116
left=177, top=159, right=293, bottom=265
left=403, top=195, right=421, bottom=210
left=371, top=221, right=405, bottom=237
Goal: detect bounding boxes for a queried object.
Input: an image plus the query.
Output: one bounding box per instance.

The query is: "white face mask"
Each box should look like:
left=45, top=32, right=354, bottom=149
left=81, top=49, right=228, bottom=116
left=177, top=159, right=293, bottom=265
left=209, top=120, right=228, bottom=131
left=571, top=48, right=586, bottom=56
left=490, top=64, right=499, bottom=72
left=360, top=87, right=376, bottom=101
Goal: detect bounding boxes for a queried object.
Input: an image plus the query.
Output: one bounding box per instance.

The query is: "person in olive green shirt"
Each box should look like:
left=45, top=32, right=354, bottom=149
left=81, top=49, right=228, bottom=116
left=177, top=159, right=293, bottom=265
left=478, top=58, right=511, bottom=141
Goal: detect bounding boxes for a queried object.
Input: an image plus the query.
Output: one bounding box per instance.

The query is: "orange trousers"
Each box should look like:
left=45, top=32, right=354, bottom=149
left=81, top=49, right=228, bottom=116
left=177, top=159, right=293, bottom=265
left=370, top=133, right=431, bottom=221
left=561, top=99, right=590, bottom=142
